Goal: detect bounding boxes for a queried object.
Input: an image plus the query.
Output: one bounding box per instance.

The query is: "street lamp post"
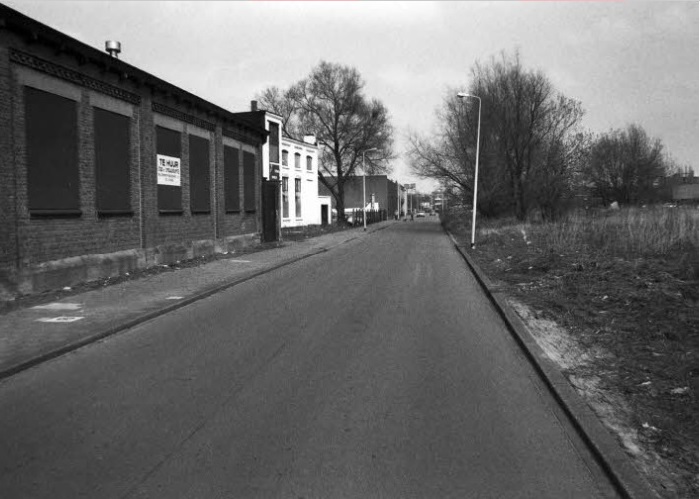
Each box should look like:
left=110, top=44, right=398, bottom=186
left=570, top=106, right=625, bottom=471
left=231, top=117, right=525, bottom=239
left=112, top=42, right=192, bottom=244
left=362, top=148, right=378, bottom=231
left=457, top=92, right=481, bottom=249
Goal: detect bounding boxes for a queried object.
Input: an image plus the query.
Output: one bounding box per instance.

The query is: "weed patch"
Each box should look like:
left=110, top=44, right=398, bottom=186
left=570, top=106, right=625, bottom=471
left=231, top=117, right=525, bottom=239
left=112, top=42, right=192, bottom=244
left=445, top=206, right=698, bottom=498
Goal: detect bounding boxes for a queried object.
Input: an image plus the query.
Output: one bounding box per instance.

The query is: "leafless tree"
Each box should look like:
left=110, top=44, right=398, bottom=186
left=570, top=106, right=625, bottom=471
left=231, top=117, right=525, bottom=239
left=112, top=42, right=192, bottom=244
left=256, top=61, right=394, bottom=222
left=409, top=50, right=585, bottom=220
left=471, top=51, right=585, bottom=219
left=583, top=124, right=670, bottom=205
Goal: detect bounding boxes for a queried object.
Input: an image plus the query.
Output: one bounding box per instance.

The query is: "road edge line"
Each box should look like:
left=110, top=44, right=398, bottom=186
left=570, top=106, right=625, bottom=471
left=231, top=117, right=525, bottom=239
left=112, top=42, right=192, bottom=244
left=445, top=229, right=657, bottom=499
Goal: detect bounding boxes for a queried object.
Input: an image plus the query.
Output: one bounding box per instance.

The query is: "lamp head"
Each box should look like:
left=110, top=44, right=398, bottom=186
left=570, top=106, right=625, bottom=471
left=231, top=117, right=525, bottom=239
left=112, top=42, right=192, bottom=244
left=457, top=92, right=470, bottom=99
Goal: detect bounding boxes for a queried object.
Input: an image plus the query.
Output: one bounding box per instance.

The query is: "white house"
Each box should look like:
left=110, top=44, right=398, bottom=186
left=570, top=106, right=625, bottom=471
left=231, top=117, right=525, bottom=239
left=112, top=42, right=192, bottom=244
left=234, top=102, right=323, bottom=228
left=280, top=135, right=321, bottom=227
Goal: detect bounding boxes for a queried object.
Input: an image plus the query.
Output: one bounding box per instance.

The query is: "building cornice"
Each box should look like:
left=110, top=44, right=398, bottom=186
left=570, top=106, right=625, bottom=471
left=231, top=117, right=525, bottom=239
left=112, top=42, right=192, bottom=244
left=10, top=49, right=141, bottom=105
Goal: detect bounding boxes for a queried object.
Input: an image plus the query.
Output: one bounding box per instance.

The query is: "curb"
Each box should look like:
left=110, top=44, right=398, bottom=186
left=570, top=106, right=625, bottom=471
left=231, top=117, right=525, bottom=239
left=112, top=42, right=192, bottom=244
left=444, top=229, right=656, bottom=499
left=0, top=247, right=329, bottom=382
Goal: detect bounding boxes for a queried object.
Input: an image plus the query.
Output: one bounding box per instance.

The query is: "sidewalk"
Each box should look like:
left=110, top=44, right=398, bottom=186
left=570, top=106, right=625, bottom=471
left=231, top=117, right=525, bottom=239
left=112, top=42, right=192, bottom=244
left=0, top=221, right=394, bottom=380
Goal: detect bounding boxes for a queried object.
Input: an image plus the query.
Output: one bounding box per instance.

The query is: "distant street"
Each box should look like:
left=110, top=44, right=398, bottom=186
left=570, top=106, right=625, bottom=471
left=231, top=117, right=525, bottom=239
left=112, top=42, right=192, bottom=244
left=0, top=218, right=616, bottom=498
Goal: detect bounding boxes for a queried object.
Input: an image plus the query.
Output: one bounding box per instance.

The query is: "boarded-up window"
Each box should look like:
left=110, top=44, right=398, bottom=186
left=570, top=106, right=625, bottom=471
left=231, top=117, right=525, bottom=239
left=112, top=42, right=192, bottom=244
left=156, top=126, right=182, bottom=213
left=243, top=151, right=256, bottom=212
left=25, top=86, right=79, bottom=215
left=94, top=107, right=130, bottom=214
left=189, top=135, right=210, bottom=213
left=282, top=177, right=289, bottom=218
left=295, top=178, right=302, bottom=218
left=224, top=145, right=240, bottom=212
left=268, top=121, right=279, bottom=164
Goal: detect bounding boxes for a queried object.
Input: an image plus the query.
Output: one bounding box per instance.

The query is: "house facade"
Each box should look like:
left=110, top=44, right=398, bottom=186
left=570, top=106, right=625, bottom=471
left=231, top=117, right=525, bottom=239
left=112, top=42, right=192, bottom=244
left=279, top=136, right=321, bottom=227
left=233, top=103, right=322, bottom=228
left=0, top=5, right=268, bottom=298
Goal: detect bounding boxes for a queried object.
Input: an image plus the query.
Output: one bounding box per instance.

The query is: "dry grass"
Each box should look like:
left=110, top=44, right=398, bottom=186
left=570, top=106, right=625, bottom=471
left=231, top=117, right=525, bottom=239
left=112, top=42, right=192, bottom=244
left=540, top=207, right=699, bottom=258
left=444, top=205, right=699, bottom=498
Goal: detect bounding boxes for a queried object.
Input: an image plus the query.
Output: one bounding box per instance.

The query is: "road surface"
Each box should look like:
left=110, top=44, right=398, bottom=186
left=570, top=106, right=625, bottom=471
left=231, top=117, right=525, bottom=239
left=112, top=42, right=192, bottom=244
left=0, top=218, right=616, bottom=498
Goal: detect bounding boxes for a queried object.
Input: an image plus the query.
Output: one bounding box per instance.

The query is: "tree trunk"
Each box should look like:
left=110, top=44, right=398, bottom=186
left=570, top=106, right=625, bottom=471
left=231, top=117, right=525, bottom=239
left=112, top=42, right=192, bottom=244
left=512, top=175, right=527, bottom=220
left=336, top=183, right=346, bottom=224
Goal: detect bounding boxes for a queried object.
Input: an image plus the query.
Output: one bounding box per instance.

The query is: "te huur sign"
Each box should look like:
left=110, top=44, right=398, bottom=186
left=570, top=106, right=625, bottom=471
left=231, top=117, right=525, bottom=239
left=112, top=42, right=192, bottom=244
left=157, top=154, right=181, bottom=186
left=269, top=163, right=280, bottom=181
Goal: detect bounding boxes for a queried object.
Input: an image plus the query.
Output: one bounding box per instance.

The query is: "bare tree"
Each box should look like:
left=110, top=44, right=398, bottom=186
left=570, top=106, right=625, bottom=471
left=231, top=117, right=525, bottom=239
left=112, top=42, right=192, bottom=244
left=256, top=86, right=300, bottom=139
left=471, top=51, right=585, bottom=220
left=256, top=61, right=394, bottom=222
left=408, top=51, right=585, bottom=220
left=583, top=124, right=669, bottom=205
left=407, top=92, right=509, bottom=217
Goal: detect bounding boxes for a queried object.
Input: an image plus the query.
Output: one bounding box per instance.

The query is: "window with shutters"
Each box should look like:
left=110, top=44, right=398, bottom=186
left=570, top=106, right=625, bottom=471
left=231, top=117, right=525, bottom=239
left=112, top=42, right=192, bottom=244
left=224, top=145, right=240, bottom=212
left=94, top=107, right=131, bottom=215
left=25, top=86, right=80, bottom=216
left=243, top=151, right=256, bottom=212
left=189, top=135, right=210, bottom=214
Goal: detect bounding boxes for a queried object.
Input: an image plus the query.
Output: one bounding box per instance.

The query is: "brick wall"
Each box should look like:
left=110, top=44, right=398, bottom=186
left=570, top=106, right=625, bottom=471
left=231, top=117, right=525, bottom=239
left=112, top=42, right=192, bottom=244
left=0, top=17, right=265, bottom=296
left=0, top=42, right=17, bottom=292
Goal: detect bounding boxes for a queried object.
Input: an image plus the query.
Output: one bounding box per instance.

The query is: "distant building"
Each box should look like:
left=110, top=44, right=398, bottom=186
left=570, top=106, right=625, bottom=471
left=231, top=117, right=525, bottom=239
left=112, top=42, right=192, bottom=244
left=672, top=181, right=699, bottom=204
left=319, top=175, right=405, bottom=218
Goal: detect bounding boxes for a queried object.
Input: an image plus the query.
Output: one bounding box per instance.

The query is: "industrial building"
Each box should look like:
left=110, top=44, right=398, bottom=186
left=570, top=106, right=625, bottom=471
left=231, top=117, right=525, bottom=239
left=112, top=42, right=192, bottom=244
left=319, top=175, right=405, bottom=220
left=0, top=5, right=269, bottom=298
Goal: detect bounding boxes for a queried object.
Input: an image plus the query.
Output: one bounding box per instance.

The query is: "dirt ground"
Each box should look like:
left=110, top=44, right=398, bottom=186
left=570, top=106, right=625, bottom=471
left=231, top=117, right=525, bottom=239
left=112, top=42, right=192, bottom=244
left=451, top=222, right=698, bottom=498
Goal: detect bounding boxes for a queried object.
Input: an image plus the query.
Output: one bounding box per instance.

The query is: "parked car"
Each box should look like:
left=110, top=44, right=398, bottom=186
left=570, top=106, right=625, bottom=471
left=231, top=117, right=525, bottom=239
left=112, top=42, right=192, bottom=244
left=416, top=211, right=426, bottom=218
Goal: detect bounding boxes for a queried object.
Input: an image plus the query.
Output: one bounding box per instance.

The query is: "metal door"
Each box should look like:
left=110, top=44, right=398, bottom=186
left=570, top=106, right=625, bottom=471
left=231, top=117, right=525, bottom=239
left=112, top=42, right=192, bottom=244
left=321, top=205, right=329, bottom=226
left=261, top=180, right=280, bottom=242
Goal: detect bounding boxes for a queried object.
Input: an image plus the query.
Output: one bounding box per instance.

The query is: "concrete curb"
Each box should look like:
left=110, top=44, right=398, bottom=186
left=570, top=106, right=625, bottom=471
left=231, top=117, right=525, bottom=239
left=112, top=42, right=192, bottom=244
left=0, top=247, right=333, bottom=382
left=444, top=229, right=657, bottom=499
left=1, top=222, right=397, bottom=381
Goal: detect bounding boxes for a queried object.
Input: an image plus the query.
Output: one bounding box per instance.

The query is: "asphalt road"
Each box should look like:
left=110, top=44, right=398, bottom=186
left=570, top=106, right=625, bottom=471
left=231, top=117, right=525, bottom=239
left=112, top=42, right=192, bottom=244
left=0, top=218, right=617, bottom=498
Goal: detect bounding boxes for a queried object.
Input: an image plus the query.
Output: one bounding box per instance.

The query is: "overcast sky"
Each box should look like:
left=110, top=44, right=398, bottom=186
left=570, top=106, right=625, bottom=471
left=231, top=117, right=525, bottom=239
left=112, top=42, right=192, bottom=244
left=6, top=0, right=698, bottom=192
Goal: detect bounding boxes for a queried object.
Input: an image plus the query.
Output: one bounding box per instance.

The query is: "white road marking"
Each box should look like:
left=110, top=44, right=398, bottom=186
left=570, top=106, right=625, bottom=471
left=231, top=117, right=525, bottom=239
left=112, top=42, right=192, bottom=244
left=165, top=296, right=184, bottom=300
left=228, top=260, right=251, bottom=263
left=36, top=316, right=84, bottom=323
left=32, top=303, right=82, bottom=311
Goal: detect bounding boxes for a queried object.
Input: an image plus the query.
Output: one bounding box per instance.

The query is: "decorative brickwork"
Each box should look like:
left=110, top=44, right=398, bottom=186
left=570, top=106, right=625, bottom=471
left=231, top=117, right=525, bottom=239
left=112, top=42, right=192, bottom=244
left=152, top=102, right=215, bottom=132
left=9, top=49, right=141, bottom=105
left=223, top=126, right=260, bottom=147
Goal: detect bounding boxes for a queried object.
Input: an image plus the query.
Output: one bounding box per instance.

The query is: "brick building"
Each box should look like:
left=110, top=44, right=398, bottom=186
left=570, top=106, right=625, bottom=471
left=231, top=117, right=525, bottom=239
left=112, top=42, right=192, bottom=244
left=0, top=5, right=268, bottom=298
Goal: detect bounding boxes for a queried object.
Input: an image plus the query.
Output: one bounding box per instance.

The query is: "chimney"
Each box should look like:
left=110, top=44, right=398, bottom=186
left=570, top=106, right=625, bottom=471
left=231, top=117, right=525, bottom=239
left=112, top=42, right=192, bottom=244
left=303, top=134, right=316, bottom=145
left=251, top=100, right=258, bottom=112
left=105, top=40, right=121, bottom=59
